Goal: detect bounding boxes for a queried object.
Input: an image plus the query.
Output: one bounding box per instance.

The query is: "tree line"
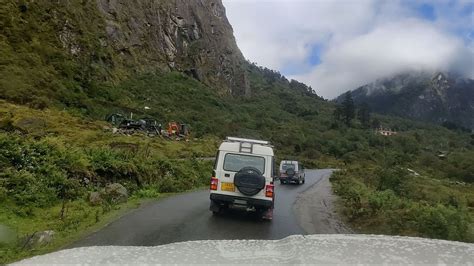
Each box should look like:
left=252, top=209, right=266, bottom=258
left=334, top=91, right=378, bottom=128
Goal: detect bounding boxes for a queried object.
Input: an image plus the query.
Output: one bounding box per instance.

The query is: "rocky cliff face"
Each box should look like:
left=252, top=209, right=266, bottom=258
left=94, top=0, right=248, bottom=95
left=51, top=0, right=248, bottom=96
left=338, top=72, right=474, bottom=129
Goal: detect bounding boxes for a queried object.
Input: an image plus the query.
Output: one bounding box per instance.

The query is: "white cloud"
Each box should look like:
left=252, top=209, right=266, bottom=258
left=223, top=0, right=474, bottom=99
left=292, top=19, right=474, bottom=98
left=223, top=0, right=378, bottom=70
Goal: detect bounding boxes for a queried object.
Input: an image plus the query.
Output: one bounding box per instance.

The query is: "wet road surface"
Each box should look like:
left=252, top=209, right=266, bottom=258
left=72, top=169, right=334, bottom=247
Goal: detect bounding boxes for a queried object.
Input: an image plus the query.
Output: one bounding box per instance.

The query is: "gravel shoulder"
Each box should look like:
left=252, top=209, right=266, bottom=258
left=293, top=170, right=352, bottom=234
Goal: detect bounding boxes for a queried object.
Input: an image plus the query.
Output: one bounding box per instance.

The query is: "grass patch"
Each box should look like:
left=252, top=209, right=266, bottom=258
left=0, top=192, right=174, bottom=264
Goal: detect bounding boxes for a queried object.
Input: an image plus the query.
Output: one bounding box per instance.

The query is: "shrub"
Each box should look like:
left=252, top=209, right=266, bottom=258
left=331, top=172, right=369, bottom=220
left=4, top=169, right=56, bottom=207
left=376, top=167, right=409, bottom=196
left=133, top=187, right=160, bottom=198
left=368, top=189, right=401, bottom=214
left=0, top=186, right=7, bottom=202
left=413, top=204, right=473, bottom=242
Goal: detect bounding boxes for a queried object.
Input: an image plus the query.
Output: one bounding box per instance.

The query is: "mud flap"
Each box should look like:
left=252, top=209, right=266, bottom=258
left=262, top=207, right=273, bottom=220
left=209, top=200, right=220, bottom=213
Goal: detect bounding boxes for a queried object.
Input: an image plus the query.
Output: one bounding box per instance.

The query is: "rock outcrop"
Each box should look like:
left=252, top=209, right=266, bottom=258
left=94, top=0, right=249, bottom=95
left=20, top=230, right=55, bottom=249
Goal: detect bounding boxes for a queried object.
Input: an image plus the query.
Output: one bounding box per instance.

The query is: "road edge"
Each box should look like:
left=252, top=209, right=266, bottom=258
left=293, top=169, right=353, bottom=234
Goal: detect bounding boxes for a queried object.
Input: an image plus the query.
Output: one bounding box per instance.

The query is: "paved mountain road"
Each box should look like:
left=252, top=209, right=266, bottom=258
left=71, top=169, right=345, bottom=247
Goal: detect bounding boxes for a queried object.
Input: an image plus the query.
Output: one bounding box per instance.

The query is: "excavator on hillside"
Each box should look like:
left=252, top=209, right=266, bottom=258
left=166, top=121, right=190, bottom=139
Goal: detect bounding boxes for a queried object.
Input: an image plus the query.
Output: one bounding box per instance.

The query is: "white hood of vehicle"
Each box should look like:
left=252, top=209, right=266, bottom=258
left=15, top=234, right=473, bottom=265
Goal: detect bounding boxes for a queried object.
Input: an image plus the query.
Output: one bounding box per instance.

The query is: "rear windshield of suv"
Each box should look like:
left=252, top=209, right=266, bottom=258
left=281, top=163, right=296, bottom=170
left=223, top=153, right=265, bottom=174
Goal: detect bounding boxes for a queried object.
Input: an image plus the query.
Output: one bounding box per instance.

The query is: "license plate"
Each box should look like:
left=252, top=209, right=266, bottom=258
left=221, top=182, right=235, bottom=192
left=234, top=199, right=247, bottom=205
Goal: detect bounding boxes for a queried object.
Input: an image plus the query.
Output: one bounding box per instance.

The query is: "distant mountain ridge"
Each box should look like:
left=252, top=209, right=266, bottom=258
left=338, top=71, right=474, bottom=130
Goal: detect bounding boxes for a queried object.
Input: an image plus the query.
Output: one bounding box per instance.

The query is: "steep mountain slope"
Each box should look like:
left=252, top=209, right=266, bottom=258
left=0, top=0, right=248, bottom=110
left=94, top=0, right=249, bottom=95
left=339, top=72, right=474, bottom=129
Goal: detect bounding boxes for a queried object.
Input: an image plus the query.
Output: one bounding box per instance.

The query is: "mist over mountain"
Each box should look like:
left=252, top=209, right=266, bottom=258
left=338, top=71, right=474, bottom=130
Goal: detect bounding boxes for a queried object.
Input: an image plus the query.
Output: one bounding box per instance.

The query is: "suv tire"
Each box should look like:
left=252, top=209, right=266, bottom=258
left=286, top=168, right=296, bottom=177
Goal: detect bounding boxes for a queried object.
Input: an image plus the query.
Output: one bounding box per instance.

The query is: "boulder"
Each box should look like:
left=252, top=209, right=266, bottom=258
left=21, top=230, right=55, bottom=249
left=104, top=183, right=128, bottom=204
left=89, top=191, right=102, bottom=206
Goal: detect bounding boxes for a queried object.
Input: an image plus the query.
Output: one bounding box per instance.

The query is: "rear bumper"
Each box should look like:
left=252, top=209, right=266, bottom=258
left=279, top=176, right=299, bottom=181
left=210, top=193, right=273, bottom=208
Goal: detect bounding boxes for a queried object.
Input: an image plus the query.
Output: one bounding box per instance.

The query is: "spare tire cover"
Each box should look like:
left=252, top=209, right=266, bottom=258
left=233, top=167, right=266, bottom=196
left=286, top=168, right=296, bottom=177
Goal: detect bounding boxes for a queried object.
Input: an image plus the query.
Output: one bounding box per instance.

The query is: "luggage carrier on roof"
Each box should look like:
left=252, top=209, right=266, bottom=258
left=224, top=137, right=272, bottom=154
left=225, top=137, right=271, bottom=146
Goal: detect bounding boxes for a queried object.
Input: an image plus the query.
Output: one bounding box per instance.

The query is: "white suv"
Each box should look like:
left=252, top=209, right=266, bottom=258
left=279, top=160, right=305, bottom=185
left=209, top=137, right=275, bottom=220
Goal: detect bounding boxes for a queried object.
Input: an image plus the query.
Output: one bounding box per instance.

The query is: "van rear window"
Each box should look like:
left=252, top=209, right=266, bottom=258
left=281, top=163, right=296, bottom=170
left=223, top=153, right=265, bottom=174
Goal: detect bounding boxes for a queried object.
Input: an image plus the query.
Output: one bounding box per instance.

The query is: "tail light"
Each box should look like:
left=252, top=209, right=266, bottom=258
left=265, top=184, right=274, bottom=198
left=210, top=177, right=218, bottom=190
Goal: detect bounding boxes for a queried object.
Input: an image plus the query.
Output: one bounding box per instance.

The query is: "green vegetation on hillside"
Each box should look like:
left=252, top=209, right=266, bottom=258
left=330, top=92, right=473, bottom=241
left=0, top=100, right=216, bottom=263
left=0, top=0, right=121, bottom=110
left=332, top=165, right=473, bottom=242
left=1, top=62, right=473, bottom=264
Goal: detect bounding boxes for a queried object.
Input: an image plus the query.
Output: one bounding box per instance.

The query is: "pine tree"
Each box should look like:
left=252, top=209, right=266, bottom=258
left=342, top=91, right=355, bottom=126
left=357, top=102, right=371, bottom=128
left=371, top=118, right=381, bottom=129
left=333, top=104, right=344, bottom=121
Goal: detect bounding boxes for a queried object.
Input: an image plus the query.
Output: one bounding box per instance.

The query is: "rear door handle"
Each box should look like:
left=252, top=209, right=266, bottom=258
left=224, top=174, right=230, bottom=177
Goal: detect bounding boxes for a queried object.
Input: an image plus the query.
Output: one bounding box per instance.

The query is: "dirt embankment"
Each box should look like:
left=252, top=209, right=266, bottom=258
left=293, top=170, right=352, bottom=234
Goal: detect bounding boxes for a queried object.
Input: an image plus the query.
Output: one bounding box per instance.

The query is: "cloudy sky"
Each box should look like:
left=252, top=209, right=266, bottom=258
left=222, top=0, right=474, bottom=98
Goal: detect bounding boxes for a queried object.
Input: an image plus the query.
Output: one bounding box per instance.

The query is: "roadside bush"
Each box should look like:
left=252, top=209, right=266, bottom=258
left=331, top=163, right=474, bottom=242
left=156, top=174, right=183, bottom=193
left=0, top=135, right=90, bottom=208
left=133, top=187, right=160, bottom=198
left=44, top=139, right=92, bottom=181
left=4, top=169, right=56, bottom=207
left=412, top=204, right=473, bottom=242
left=88, top=148, right=143, bottom=186
left=376, top=167, right=409, bottom=196
left=331, top=171, right=369, bottom=219
left=0, top=186, right=7, bottom=202
left=368, top=189, right=401, bottom=214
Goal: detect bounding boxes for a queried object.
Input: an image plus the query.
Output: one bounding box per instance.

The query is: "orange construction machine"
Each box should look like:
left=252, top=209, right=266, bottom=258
left=167, top=122, right=190, bottom=138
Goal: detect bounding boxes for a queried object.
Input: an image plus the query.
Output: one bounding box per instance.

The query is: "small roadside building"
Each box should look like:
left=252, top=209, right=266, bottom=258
left=376, top=127, right=397, bottom=136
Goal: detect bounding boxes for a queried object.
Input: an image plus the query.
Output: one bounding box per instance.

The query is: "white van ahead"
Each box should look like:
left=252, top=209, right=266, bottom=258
left=209, top=137, right=275, bottom=220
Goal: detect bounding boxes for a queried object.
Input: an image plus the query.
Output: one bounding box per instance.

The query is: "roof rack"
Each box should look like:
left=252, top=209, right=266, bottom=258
left=225, top=137, right=270, bottom=146
left=225, top=137, right=272, bottom=154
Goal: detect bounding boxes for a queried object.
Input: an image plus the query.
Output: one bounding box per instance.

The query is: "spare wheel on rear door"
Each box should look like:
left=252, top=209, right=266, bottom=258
left=286, top=168, right=296, bottom=177
left=233, top=167, right=266, bottom=196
